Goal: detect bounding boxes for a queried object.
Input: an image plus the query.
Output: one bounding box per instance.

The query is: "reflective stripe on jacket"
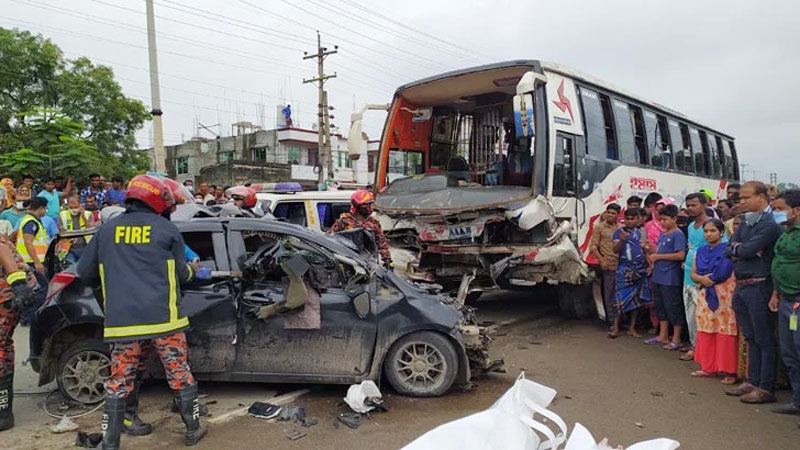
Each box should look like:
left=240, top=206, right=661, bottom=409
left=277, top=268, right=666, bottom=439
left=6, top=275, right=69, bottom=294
left=16, top=215, right=48, bottom=263
left=76, top=203, right=194, bottom=342
left=59, top=210, right=93, bottom=243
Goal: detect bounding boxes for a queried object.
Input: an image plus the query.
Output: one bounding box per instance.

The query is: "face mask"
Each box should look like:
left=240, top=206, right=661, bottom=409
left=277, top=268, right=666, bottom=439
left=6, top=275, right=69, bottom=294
left=773, top=211, right=788, bottom=224
left=15, top=202, right=24, bottom=209
left=70, top=208, right=81, bottom=215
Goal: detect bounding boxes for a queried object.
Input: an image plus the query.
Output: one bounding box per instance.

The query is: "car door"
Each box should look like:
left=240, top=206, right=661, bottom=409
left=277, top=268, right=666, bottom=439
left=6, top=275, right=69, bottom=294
left=177, top=221, right=238, bottom=373
left=226, top=221, right=378, bottom=377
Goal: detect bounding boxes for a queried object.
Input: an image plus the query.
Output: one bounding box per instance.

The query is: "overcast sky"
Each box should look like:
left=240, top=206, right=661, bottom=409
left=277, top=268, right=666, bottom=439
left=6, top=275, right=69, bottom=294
left=3, top=0, right=798, bottom=183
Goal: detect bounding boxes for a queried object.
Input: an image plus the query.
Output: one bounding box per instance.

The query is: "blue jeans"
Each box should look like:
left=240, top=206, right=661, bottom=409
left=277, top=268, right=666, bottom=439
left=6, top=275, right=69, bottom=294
left=779, top=297, right=800, bottom=406
left=732, top=281, right=777, bottom=392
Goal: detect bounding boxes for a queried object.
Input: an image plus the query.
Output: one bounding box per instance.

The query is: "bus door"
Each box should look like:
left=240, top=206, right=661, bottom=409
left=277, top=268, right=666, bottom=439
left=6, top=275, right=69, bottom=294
left=552, top=132, right=583, bottom=224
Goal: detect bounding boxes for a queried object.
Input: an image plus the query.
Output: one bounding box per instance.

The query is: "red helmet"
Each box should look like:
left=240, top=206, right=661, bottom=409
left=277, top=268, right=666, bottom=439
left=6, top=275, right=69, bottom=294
left=227, top=186, right=257, bottom=208
left=350, top=189, right=375, bottom=207
left=126, top=175, right=174, bottom=214
left=161, top=177, right=189, bottom=205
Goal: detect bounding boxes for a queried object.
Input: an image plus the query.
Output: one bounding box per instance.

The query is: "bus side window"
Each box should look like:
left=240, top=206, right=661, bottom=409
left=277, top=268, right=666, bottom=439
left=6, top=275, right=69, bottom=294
left=598, top=94, right=618, bottom=160
left=668, top=120, right=686, bottom=172
left=578, top=87, right=608, bottom=160
left=703, top=132, right=722, bottom=179
left=728, top=140, right=739, bottom=180
left=678, top=123, right=695, bottom=174
left=628, top=105, right=648, bottom=165
left=698, top=130, right=713, bottom=177
left=689, top=127, right=706, bottom=176
left=612, top=99, right=636, bottom=163
left=654, top=115, right=672, bottom=169
left=553, top=133, right=576, bottom=196
left=718, top=137, right=736, bottom=180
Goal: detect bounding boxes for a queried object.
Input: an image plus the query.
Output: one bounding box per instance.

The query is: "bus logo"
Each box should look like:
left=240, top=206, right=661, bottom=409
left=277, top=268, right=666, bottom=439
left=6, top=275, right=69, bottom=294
left=552, top=80, right=574, bottom=121
left=630, top=177, right=657, bottom=191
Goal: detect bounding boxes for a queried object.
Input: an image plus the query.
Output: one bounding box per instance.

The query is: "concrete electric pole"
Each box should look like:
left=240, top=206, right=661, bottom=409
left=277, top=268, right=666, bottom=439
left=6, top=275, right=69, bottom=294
left=145, top=0, right=166, bottom=174
left=303, top=31, right=337, bottom=189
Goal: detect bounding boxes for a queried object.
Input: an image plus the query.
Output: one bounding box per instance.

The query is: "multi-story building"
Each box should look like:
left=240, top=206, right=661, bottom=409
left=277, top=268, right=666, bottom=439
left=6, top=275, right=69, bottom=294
left=163, top=125, right=379, bottom=189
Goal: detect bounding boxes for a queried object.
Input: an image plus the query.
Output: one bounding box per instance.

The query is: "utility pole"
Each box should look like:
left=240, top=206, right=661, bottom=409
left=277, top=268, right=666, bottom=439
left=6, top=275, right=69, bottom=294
left=145, top=0, right=166, bottom=173
left=303, top=31, right=337, bottom=189
left=769, top=172, right=778, bottom=185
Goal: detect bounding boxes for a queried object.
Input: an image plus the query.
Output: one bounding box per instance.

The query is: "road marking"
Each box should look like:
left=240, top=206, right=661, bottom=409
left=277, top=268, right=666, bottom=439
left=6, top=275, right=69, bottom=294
left=208, top=388, right=311, bottom=425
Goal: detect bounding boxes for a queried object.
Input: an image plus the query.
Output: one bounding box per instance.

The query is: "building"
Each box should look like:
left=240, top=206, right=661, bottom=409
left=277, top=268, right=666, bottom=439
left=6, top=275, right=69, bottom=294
left=163, top=125, right=380, bottom=189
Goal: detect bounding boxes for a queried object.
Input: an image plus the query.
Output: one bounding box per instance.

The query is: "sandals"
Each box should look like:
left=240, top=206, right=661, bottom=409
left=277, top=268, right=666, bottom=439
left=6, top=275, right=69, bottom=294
left=721, top=376, right=737, bottom=385
left=644, top=337, right=668, bottom=346
left=607, top=331, right=619, bottom=339
left=679, top=350, right=695, bottom=361
left=663, top=342, right=681, bottom=351
left=691, top=370, right=712, bottom=377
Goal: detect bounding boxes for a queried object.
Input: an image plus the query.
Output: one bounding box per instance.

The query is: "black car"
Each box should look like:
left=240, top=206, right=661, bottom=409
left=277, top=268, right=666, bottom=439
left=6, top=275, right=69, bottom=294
left=31, top=216, right=498, bottom=404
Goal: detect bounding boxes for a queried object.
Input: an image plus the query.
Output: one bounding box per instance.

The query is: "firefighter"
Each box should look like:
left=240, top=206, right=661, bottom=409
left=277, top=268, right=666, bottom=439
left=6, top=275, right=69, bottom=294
left=328, top=189, right=393, bottom=267
left=227, top=186, right=260, bottom=217
left=0, top=237, right=37, bottom=432
left=76, top=175, right=210, bottom=449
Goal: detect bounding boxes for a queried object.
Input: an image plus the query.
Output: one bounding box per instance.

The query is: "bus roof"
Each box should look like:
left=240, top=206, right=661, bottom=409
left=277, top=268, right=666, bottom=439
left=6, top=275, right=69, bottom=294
left=395, top=59, right=733, bottom=140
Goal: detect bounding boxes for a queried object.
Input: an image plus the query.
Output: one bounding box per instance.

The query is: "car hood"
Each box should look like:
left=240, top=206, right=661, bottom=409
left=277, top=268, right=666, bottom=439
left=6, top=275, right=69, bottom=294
left=376, top=174, right=532, bottom=215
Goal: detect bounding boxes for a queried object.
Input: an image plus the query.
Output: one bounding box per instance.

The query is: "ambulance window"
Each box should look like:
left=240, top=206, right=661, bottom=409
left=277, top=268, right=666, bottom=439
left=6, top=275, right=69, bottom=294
left=317, top=202, right=351, bottom=231
left=272, top=202, right=307, bottom=227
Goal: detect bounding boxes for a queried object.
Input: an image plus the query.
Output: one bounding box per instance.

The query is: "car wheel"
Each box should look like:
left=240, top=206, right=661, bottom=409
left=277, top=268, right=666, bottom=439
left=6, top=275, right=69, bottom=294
left=557, top=283, right=596, bottom=319
left=56, top=339, right=111, bottom=405
left=384, top=331, right=458, bottom=397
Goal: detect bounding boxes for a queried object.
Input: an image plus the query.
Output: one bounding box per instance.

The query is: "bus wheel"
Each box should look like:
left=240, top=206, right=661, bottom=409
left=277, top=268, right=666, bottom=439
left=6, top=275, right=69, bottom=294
left=557, top=283, right=596, bottom=319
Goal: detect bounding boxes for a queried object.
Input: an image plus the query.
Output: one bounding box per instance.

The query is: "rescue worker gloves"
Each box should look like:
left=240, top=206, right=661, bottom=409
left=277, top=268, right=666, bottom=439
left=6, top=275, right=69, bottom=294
left=195, top=267, right=212, bottom=280
left=6, top=271, right=34, bottom=313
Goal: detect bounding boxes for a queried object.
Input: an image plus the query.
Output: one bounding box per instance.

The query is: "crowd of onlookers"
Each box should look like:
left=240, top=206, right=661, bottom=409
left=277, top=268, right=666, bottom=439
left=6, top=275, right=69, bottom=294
left=589, top=181, right=800, bottom=423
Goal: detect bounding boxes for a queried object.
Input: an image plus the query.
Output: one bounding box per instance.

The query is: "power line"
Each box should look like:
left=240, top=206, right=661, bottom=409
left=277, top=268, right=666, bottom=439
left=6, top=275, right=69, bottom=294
left=305, top=0, right=484, bottom=65
left=233, top=0, right=446, bottom=73
left=336, top=0, right=495, bottom=61
left=0, top=16, right=393, bottom=98
left=276, top=0, right=450, bottom=71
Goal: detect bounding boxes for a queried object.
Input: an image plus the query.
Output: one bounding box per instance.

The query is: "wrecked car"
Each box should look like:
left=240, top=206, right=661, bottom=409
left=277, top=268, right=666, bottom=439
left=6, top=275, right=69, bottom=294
left=30, top=217, right=500, bottom=405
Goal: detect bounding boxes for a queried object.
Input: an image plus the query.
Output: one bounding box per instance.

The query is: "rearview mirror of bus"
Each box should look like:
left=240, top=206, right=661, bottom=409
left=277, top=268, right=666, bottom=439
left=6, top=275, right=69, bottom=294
left=347, top=114, right=363, bottom=160
left=514, top=93, right=534, bottom=138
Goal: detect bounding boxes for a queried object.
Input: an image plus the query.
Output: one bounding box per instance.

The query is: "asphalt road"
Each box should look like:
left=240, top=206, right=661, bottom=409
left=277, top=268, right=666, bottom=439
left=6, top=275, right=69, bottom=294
left=5, top=290, right=799, bottom=449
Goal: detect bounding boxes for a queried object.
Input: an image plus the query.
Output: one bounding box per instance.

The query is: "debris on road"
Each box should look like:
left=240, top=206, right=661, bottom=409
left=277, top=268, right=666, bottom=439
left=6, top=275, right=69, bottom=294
left=284, top=428, right=307, bottom=441
left=650, top=392, right=664, bottom=397
left=74, top=431, right=102, bottom=448
left=336, top=412, right=362, bottom=430
left=49, top=416, right=79, bottom=434
left=344, top=380, right=383, bottom=414
left=248, top=402, right=282, bottom=420
left=634, top=422, right=645, bottom=428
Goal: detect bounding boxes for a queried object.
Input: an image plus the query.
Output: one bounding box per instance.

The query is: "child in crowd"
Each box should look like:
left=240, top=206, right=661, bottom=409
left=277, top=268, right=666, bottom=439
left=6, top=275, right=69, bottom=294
left=613, top=209, right=651, bottom=337
left=646, top=204, right=687, bottom=349
left=590, top=203, right=622, bottom=337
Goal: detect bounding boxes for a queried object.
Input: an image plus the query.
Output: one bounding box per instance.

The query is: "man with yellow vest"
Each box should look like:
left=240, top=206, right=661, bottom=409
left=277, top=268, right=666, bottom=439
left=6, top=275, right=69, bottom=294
left=14, top=197, right=49, bottom=327
left=57, top=194, right=95, bottom=263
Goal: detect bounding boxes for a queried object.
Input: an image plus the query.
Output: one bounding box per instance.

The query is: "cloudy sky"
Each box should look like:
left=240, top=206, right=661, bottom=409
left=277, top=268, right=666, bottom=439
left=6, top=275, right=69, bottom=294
left=3, top=0, right=798, bottom=182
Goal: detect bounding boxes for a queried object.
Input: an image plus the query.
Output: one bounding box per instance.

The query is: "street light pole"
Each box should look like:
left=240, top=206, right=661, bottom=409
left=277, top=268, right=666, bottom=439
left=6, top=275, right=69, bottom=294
left=145, top=0, right=166, bottom=173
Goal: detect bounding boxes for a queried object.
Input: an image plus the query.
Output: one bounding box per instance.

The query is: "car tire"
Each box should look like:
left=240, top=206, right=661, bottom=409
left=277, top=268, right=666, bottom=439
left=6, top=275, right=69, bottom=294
left=464, top=291, right=483, bottom=304
left=56, top=339, right=111, bottom=405
left=384, top=331, right=459, bottom=397
left=557, top=283, right=596, bottom=320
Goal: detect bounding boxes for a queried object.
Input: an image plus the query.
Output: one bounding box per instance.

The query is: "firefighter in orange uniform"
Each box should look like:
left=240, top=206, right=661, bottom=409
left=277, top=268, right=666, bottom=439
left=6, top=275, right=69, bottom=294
left=77, top=176, right=210, bottom=449
left=328, top=189, right=393, bottom=267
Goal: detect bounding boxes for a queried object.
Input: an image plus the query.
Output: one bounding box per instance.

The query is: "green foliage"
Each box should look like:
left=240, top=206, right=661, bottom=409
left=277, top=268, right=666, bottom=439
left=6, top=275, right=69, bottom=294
left=0, top=27, right=150, bottom=179
left=778, top=182, right=799, bottom=192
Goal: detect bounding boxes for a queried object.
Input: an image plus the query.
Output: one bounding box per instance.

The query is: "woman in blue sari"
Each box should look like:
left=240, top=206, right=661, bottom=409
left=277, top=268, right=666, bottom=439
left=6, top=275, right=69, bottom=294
left=612, top=209, right=651, bottom=337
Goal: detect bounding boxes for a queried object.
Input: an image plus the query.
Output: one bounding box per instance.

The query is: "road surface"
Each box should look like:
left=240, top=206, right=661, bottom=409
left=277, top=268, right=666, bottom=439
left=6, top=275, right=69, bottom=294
left=5, top=291, right=798, bottom=449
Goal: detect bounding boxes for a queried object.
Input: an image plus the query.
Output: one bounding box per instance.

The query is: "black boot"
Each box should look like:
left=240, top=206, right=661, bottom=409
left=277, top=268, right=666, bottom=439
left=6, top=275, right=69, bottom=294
left=171, top=398, right=208, bottom=416
left=122, top=382, right=152, bottom=436
left=175, top=385, right=208, bottom=446
left=0, top=373, right=13, bottom=431
left=100, top=396, right=126, bottom=450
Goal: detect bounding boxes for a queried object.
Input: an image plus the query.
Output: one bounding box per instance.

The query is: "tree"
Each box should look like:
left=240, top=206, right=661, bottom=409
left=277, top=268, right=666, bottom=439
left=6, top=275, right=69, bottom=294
left=0, top=27, right=150, bottom=179
left=777, top=182, right=799, bottom=192
left=0, top=108, right=103, bottom=179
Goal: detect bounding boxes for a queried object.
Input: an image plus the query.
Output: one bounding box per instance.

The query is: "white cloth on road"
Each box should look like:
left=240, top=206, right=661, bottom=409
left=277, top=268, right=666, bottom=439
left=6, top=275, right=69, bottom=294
left=344, top=380, right=382, bottom=414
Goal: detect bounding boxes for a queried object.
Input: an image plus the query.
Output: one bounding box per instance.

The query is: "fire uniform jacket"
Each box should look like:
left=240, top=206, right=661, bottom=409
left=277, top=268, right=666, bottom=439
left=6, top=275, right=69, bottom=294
left=76, top=203, right=194, bottom=343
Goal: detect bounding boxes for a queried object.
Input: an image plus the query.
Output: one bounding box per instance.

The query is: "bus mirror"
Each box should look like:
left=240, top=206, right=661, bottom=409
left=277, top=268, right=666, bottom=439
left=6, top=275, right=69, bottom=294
left=513, top=93, right=535, bottom=138
left=516, top=71, right=547, bottom=94
left=347, top=114, right=364, bottom=160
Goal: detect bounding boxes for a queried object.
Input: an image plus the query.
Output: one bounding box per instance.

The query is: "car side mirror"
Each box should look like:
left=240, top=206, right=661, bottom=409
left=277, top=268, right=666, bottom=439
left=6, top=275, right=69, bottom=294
left=353, top=292, right=370, bottom=319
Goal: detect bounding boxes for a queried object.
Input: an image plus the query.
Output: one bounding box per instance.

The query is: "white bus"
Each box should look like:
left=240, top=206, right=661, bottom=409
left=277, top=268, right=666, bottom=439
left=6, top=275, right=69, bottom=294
left=348, top=60, right=738, bottom=317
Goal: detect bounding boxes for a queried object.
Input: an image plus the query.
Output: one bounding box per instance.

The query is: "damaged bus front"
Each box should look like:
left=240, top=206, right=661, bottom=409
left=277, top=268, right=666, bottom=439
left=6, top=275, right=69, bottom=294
left=348, top=61, right=592, bottom=316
